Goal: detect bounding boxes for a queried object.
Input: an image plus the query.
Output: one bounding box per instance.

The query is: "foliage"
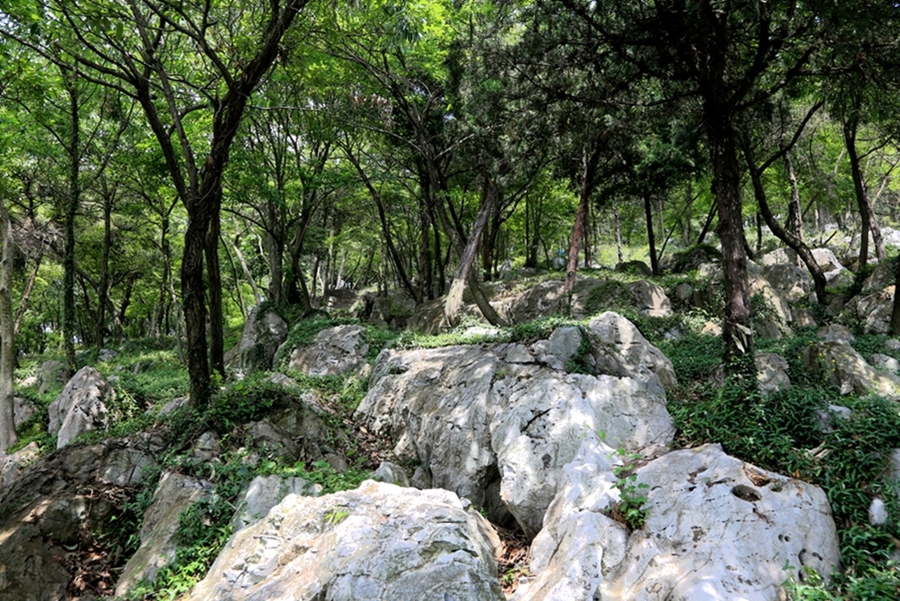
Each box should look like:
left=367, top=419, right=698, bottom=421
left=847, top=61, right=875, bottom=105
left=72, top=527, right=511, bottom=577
left=608, top=448, right=650, bottom=532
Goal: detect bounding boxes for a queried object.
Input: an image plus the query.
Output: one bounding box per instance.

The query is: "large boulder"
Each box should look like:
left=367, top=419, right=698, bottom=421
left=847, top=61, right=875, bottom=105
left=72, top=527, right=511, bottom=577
left=661, top=245, right=720, bottom=273
left=48, top=366, right=114, bottom=449
left=812, top=247, right=845, bottom=273
left=587, top=312, right=677, bottom=390
left=855, top=287, right=894, bottom=334
left=516, top=444, right=839, bottom=601
left=491, top=368, right=671, bottom=537
left=511, top=437, right=627, bottom=601
left=115, top=471, right=214, bottom=596
left=625, top=280, right=672, bottom=318
left=37, top=359, right=66, bottom=395
left=356, top=319, right=675, bottom=535
left=801, top=342, right=900, bottom=400
left=287, top=324, right=369, bottom=376
left=230, top=305, right=289, bottom=373
left=712, top=352, right=792, bottom=396
left=182, top=481, right=505, bottom=601
left=231, top=475, right=322, bottom=531
left=0, top=523, right=71, bottom=601
left=596, top=445, right=840, bottom=601
left=357, top=345, right=502, bottom=514
left=758, top=247, right=800, bottom=267
left=763, top=263, right=812, bottom=302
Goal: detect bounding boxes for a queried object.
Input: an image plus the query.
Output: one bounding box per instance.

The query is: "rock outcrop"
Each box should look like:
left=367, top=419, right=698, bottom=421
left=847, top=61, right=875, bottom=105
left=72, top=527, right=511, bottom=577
left=182, top=481, right=505, bottom=601
left=116, top=471, right=215, bottom=595
left=230, top=305, right=289, bottom=373
left=286, top=324, right=370, bottom=376
left=356, top=317, right=675, bottom=535
left=48, top=366, right=114, bottom=449
left=515, top=444, right=840, bottom=601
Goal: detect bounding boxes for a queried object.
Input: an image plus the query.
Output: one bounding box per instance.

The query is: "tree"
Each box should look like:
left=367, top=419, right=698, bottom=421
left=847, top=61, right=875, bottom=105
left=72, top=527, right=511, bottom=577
left=2, top=0, right=312, bottom=406
left=555, top=0, right=824, bottom=382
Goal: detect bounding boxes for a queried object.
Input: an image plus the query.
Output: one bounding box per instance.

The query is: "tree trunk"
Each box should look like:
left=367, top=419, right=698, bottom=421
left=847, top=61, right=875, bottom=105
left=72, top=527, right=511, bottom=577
left=63, top=67, right=80, bottom=378
left=890, top=256, right=900, bottom=334
left=14, top=244, right=44, bottom=339
left=95, top=190, right=112, bottom=348
left=445, top=177, right=502, bottom=326
left=784, top=152, right=804, bottom=243
left=614, top=204, right=624, bottom=264
left=0, top=199, right=16, bottom=453
left=266, top=201, right=284, bottom=306
left=707, top=108, right=755, bottom=383
left=845, top=112, right=885, bottom=270
left=644, top=194, right=659, bottom=276
left=230, top=234, right=263, bottom=307
left=565, top=142, right=601, bottom=299
left=744, top=140, right=828, bottom=304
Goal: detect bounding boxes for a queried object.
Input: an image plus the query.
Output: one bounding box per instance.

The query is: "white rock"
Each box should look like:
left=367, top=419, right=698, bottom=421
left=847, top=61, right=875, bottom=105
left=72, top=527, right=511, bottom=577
left=818, top=323, right=855, bottom=344
left=870, top=353, right=900, bottom=372
left=869, top=497, right=889, bottom=527
left=232, top=475, right=321, bottom=531
left=115, top=472, right=214, bottom=596
left=597, top=445, right=840, bottom=601
left=288, top=324, right=369, bottom=376
left=48, top=366, right=114, bottom=449
left=802, top=342, right=900, bottom=400
left=371, top=461, right=410, bottom=487
left=182, top=481, right=505, bottom=601
left=512, top=437, right=628, bottom=601
left=627, top=280, right=673, bottom=317
left=491, top=370, right=672, bottom=536
left=588, top=312, right=677, bottom=390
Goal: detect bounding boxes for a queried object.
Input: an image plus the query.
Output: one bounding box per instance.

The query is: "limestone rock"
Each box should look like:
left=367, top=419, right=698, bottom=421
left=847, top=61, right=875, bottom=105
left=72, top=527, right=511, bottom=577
left=99, top=447, right=156, bottom=487
left=855, top=287, right=894, bottom=334
left=812, top=247, right=844, bottom=273
left=357, top=346, right=502, bottom=514
left=37, top=359, right=66, bottom=395
left=615, top=260, right=652, bottom=276
left=492, top=369, right=672, bottom=537
left=870, top=353, right=900, bottom=373
left=749, top=274, right=792, bottom=329
left=626, top=280, right=673, bottom=317
left=802, top=342, right=900, bottom=400
left=531, top=326, right=585, bottom=371
left=13, top=396, right=35, bottom=429
left=588, top=312, right=677, bottom=390
left=862, top=261, right=896, bottom=295
left=759, top=247, right=800, bottom=267
left=818, top=323, right=855, bottom=344
left=661, top=246, right=720, bottom=273
left=597, top=444, right=840, bottom=601
left=115, top=472, right=214, bottom=596
left=97, top=348, right=117, bottom=362
left=232, top=475, right=322, bottom=531
left=763, top=263, right=812, bottom=302
left=182, top=481, right=505, bottom=601
left=372, top=461, right=410, bottom=487
left=190, top=430, right=222, bottom=463
left=712, top=352, right=791, bottom=396
left=357, top=324, right=674, bottom=534
left=288, top=324, right=369, bottom=376
left=0, top=442, right=39, bottom=493
left=48, top=366, right=113, bottom=449
left=230, top=306, right=289, bottom=373
left=0, top=523, right=70, bottom=601
left=511, top=437, right=628, bottom=601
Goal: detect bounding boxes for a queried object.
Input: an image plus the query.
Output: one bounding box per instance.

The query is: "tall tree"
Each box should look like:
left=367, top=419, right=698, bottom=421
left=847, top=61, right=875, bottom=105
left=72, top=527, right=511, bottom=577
left=557, top=0, right=824, bottom=381
left=2, top=0, right=312, bottom=405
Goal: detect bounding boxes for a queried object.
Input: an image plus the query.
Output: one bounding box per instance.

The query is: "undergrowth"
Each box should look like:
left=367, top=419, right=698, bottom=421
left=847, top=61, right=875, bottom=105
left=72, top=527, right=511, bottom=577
left=658, top=322, right=900, bottom=598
